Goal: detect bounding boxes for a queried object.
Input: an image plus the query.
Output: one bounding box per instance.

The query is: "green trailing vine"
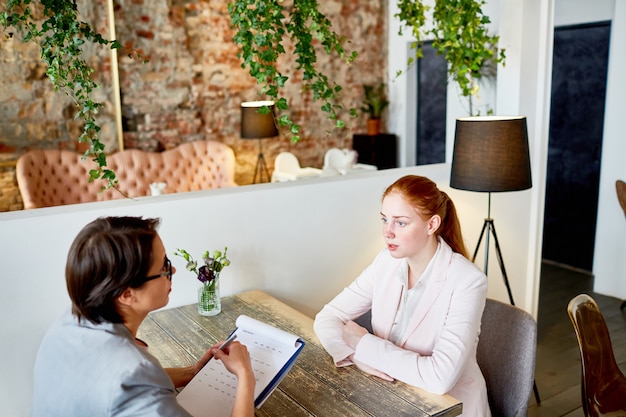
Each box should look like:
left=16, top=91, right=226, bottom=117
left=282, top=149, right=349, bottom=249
left=228, top=0, right=358, bottom=142
left=1, top=0, right=121, bottom=188
left=396, top=0, right=505, bottom=115
left=4, top=0, right=360, bottom=156
left=2, top=0, right=504, bottom=171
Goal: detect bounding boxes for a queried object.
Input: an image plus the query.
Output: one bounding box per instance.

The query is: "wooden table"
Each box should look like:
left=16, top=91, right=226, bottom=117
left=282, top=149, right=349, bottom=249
left=138, top=290, right=462, bottom=417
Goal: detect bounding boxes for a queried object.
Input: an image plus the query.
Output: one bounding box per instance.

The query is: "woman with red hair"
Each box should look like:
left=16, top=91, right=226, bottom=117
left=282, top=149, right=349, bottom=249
left=314, top=175, right=490, bottom=417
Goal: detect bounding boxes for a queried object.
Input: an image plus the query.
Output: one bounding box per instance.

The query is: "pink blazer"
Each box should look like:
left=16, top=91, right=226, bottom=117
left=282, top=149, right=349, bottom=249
left=314, top=239, right=491, bottom=417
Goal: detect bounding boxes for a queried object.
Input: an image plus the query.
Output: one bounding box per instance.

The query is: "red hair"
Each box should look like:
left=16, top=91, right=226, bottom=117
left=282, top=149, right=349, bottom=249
left=383, top=175, right=469, bottom=259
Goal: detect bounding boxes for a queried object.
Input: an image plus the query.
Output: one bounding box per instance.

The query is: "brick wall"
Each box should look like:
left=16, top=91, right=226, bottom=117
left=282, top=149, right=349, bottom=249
left=0, top=0, right=388, bottom=211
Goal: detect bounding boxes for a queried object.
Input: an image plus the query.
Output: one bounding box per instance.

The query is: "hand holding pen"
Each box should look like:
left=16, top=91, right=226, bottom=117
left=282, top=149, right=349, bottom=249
left=189, top=333, right=250, bottom=385
left=210, top=333, right=253, bottom=378
left=208, top=332, right=238, bottom=362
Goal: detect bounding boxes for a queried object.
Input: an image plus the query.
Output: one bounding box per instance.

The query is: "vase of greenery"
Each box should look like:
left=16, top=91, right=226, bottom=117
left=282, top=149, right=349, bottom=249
left=175, top=247, right=230, bottom=316
left=361, top=83, right=389, bottom=136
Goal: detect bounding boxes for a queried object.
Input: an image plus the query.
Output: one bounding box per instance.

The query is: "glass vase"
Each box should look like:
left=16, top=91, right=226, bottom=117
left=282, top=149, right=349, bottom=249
left=197, top=277, right=221, bottom=316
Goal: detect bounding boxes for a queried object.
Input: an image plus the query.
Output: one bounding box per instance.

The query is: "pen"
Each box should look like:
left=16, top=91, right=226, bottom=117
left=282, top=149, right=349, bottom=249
left=208, top=332, right=238, bottom=362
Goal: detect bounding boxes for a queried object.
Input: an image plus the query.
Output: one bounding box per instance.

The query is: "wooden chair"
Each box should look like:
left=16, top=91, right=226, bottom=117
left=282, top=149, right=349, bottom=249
left=616, top=181, right=626, bottom=310
left=476, top=298, right=537, bottom=417
left=617, top=180, right=626, bottom=217
left=568, top=294, right=626, bottom=416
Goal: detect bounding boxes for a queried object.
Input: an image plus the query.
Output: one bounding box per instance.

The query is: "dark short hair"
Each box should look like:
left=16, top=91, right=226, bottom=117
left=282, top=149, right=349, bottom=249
left=65, top=216, right=161, bottom=324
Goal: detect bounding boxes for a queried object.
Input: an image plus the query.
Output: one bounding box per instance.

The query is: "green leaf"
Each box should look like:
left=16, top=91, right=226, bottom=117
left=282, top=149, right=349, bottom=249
left=1, top=0, right=132, bottom=187
left=228, top=0, right=356, bottom=140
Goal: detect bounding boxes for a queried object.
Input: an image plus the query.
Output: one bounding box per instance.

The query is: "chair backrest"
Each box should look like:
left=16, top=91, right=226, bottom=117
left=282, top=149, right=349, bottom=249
left=477, top=298, right=537, bottom=417
left=617, top=180, right=626, bottom=217
left=567, top=294, right=626, bottom=417
left=16, top=140, right=238, bottom=209
left=323, top=148, right=357, bottom=171
left=271, top=152, right=302, bottom=182
left=104, top=140, right=237, bottom=198
left=16, top=149, right=107, bottom=209
left=274, top=152, right=301, bottom=173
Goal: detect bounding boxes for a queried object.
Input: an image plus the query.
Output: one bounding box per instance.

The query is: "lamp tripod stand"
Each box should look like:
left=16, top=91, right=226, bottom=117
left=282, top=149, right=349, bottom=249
left=471, top=193, right=516, bottom=306
left=252, top=138, right=271, bottom=184
left=472, top=192, right=541, bottom=405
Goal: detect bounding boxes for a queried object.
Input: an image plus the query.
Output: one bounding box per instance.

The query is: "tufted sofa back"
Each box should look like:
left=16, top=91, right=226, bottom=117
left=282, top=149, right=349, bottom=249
left=16, top=149, right=103, bottom=209
left=16, top=140, right=237, bottom=209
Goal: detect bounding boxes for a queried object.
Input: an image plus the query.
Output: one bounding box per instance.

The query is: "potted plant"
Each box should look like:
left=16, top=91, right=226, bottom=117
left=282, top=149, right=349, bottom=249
left=361, top=83, right=389, bottom=136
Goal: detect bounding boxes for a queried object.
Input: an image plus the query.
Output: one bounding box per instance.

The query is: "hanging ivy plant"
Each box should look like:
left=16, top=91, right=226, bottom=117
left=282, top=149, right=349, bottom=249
left=1, top=0, right=126, bottom=188
left=396, top=0, right=505, bottom=115
left=2, top=0, right=504, bottom=177
left=228, top=0, right=358, bottom=142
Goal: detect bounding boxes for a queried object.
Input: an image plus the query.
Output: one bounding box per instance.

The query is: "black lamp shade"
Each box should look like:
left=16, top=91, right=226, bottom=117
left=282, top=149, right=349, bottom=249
left=450, top=116, right=532, bottom=192
left=241, top=101, right=279, bottom=139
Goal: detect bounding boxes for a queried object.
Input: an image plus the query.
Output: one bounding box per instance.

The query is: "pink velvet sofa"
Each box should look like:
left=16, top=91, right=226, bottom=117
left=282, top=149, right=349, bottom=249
left=16, top=140, right=237, bottom=209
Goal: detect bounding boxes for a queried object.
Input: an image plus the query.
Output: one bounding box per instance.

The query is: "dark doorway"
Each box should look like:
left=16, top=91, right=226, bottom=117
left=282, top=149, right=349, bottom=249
left=416, top=41, right=447, bottom=165
left=541, top=22, right=611, bottom=272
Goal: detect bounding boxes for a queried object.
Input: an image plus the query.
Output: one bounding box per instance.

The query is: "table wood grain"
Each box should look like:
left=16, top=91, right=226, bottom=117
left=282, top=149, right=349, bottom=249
left=138, top=290, right=462, bottom=417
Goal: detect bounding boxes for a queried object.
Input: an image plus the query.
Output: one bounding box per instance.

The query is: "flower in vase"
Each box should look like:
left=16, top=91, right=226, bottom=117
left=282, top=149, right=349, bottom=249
left=174, top=247, right=230, bottom=284
left=174, top=247, right=230, bottom=316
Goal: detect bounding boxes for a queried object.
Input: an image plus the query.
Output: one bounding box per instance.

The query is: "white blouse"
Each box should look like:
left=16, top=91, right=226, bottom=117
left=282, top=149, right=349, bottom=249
left=388, top=242, right=440, bottom=344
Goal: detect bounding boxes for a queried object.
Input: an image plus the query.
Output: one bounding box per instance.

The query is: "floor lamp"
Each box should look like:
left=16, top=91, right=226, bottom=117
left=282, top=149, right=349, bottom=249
left=241, top=101, right=279, bottom=184
left=450, top=116, right=540, bottom=404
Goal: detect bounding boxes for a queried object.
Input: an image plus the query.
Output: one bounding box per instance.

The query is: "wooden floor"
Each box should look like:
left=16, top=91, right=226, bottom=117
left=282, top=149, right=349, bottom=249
left=527, top=261, right=626, bottom=417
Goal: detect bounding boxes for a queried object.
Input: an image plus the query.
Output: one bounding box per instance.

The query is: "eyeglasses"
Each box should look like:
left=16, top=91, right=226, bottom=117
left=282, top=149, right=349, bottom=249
left=144, top=257, right=172, bottom=282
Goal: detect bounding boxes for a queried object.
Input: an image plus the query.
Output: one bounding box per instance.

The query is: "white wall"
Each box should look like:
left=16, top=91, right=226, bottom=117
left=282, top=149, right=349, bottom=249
left=388, top=0, right=626, bottom=308
left=516, top=0, right=626, bottom=299
left=0, top=164, right=533, bottom=416
left=592, top=0, right=626, bottom=298
left=388, top=0, right=550, bottom=315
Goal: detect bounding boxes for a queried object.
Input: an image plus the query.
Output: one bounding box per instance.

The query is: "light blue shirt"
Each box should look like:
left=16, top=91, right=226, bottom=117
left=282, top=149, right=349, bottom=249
left=32, top=309, right=192, bottom=417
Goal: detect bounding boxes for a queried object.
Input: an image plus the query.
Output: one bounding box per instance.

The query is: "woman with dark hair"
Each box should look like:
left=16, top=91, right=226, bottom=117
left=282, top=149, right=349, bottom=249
left=314, top=175, right=490, bottom=417
left=32, top=216, right=255, bottom=417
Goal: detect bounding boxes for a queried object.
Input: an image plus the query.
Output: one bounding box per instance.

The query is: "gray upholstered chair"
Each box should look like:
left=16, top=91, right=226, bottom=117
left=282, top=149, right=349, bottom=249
left=477, top=298, right=537, bottom=417
left=356, top=299, right=537, bottom=416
